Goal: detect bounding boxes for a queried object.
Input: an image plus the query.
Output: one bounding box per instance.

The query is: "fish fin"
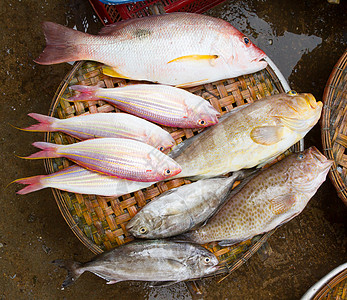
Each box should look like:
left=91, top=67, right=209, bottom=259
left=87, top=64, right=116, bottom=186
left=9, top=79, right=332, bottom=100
left=98, top=18, right=143, bottom=35
left=175, top=79, right=209, bottom=88
left=21, top=142, right=61, bottom=159
left=102, top=66, right=132, bottom=79
left=250, top=125, right=287, bottom=145
left=52, top=259, right=84, bottom=288
left=20, top=113, right=57, bottom=132
left=106, top=279, right=122, bottom=285
left=34, top=22, right=87, bottom=65
left=218, top=239, right=244, bottom=247
left=149, top=281, right=180, bottom=287
left=269, top=194, right=296, bottom=215
left=168, top=55, right=219, bottom=64
left=12, top=175, right=46, bottom=194
left=68, top=85, right=100, bottom=101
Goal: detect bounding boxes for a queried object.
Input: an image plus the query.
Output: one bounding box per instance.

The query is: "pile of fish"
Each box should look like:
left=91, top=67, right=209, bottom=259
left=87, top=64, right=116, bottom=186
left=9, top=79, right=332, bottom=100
left=14, top=12, right=332, bottom=288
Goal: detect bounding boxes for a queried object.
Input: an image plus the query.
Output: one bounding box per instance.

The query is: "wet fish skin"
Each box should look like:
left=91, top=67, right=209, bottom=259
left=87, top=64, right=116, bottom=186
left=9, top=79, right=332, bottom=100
left=126, top=172, right=244, bottom=239
left=53, top=240, right=219, bottom=288
left=34, top=13, right=267, bottom=87
left=23, top=138, right=181, bottom=182
left=185, top=147, right=333, bottom=245
left=68, top=84, right=220, bottom=128
left=22, top=112, right=175, bottom=151
left=16, top=93, right=322, bottom=197
left=14, top=165, right=154, bottom=196
left=169, top=93, right=323, bottom=180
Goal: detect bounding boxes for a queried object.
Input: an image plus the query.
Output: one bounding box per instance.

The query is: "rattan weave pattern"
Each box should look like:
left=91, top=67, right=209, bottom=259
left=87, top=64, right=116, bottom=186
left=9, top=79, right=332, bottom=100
left=322, top=49, right=347, bottom=205
left=312, top=268, right=347, bottom=300
left=44, top=60, right=295, bottom=275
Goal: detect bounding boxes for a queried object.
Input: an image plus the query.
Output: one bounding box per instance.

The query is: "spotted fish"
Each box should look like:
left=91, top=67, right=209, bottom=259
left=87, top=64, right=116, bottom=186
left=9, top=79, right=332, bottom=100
left=184, top=147, right=333, bottom=246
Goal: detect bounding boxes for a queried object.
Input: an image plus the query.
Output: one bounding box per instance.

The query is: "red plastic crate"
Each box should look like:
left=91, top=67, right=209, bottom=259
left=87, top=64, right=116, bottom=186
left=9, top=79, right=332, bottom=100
left=89, top=0, right=226, bottom=24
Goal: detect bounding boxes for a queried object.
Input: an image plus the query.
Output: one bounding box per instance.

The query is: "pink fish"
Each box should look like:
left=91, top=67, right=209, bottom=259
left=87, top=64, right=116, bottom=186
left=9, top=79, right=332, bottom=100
left=22, top=138, right=181, bottom=182
left=68, top=84, right=220, bottom=128
left=14, top=165, right=153, bottom=196
left=34, top=13, right=267, bottom=87
left=21, top=112, right=175, bottom=151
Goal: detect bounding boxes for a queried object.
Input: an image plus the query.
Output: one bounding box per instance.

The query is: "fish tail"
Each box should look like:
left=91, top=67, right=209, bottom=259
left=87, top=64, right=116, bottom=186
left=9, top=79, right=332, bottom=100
left=22, top=142, right=61, bottom=159
left=34, top=22, right=89, bottom=65
left=52, top=259, right=84, bottom=288
left=12, top=175, right=46, bottom=194
left=68, top=85, right=101, bottom=101
left=21, top=113, right=57, bottom=132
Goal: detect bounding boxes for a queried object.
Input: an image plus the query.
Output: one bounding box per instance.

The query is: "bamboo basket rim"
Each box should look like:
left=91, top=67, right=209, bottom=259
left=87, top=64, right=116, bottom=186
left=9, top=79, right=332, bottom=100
left=301, top=263, right=347, bottom=300
left=321, top=49, right=347, bottom=205
left=43, top=59, right=300, bottom=279
left=313, top=268, right=347, bottom=300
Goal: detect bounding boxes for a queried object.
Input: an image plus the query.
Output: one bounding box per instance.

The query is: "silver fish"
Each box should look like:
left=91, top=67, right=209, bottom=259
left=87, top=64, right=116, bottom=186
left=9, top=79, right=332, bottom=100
left=53, top=240, right=219, bottom=288
left=185, top=147, right=333, bottom=246
left=126, top=171, right=249, bottom=239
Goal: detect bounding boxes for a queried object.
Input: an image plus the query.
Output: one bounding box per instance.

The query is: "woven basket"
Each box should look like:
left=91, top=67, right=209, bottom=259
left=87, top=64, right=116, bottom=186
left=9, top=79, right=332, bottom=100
left=44, top=60, right=299, bottom=278
left=321, top=49, right=347, bottom=205
left=312, top=267, right=347, bottom=300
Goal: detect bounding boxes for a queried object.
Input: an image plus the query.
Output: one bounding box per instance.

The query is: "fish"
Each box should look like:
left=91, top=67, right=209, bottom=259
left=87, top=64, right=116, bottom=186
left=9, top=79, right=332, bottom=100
left=126, top=171, right=250, bottom=239
left=168, top=92, right=323, bottom=180
left=183, top=147, right=333, bottom=246
left=22, top=138, right=181, bottom=182
left=34, top=13, right=267, bottom=87
left=27, top=92, right=320, bottom=197
left=13, top=165, right=154, bottom=196
left=68, top=84, right=220, bottom=128
left=52, top=240, right=219, bottom=288
left=21, top=112, right=175, bottom=151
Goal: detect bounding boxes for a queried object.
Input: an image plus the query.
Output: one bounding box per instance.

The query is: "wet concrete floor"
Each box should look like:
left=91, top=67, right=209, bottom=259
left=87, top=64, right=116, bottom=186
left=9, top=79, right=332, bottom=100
left=0, top=0, right=346, bottom=299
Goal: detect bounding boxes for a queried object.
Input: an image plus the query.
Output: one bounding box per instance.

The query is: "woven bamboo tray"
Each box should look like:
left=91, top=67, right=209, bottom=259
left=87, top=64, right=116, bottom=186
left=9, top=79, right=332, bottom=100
left=321, top=49, right=347, bottom=205
left=313, top=269, right=347, bottom=300
left=44, top=60, right=300, bottom=278
left=302, top=263, right=347, bottom=300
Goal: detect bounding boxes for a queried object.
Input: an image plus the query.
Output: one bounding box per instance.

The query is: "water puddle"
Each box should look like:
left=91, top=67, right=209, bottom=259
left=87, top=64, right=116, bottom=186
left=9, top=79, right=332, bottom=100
left=208, top=2, right=322, bottom=81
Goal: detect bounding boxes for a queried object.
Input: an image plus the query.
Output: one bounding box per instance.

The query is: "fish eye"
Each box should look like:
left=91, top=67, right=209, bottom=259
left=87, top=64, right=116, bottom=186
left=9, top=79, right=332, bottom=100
left=297, top=153, right=304, bottom=160
left=158, top=146, right=165, bottom=151
left=198, top=119, right=206, bottom=126
left=288, top=90, right=297, bottom=96
left=243, top=37, right=250, bottom=45
left=139, top=227, right=147, bottom=234
left=203, top=257, right=211, bottom=264
left=164, top=169, right=171, bottom=176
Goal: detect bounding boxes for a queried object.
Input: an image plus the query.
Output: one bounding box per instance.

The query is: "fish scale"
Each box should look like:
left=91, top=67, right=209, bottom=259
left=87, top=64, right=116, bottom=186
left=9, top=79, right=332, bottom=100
left=186, top=147, right=333, bottom=245
left=169, top=93, right=323, bottom=180
left=52, top=240, right=219, bottom=287
left=24, top=138, right=182, bottom=182
left=35, top=13, right=267, bottom=86
left=69, top=84, right=220, bottom=128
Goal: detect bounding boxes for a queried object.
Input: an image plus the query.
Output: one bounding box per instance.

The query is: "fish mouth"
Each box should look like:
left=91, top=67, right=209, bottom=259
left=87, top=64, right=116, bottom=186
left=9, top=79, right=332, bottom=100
left=308, top=146, right=333, bottom=170
left=251, top=55, right=267, bottom=64
left=303, top=93, right=318, bottom=109
left=206, top=264, right=222, bottom=274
